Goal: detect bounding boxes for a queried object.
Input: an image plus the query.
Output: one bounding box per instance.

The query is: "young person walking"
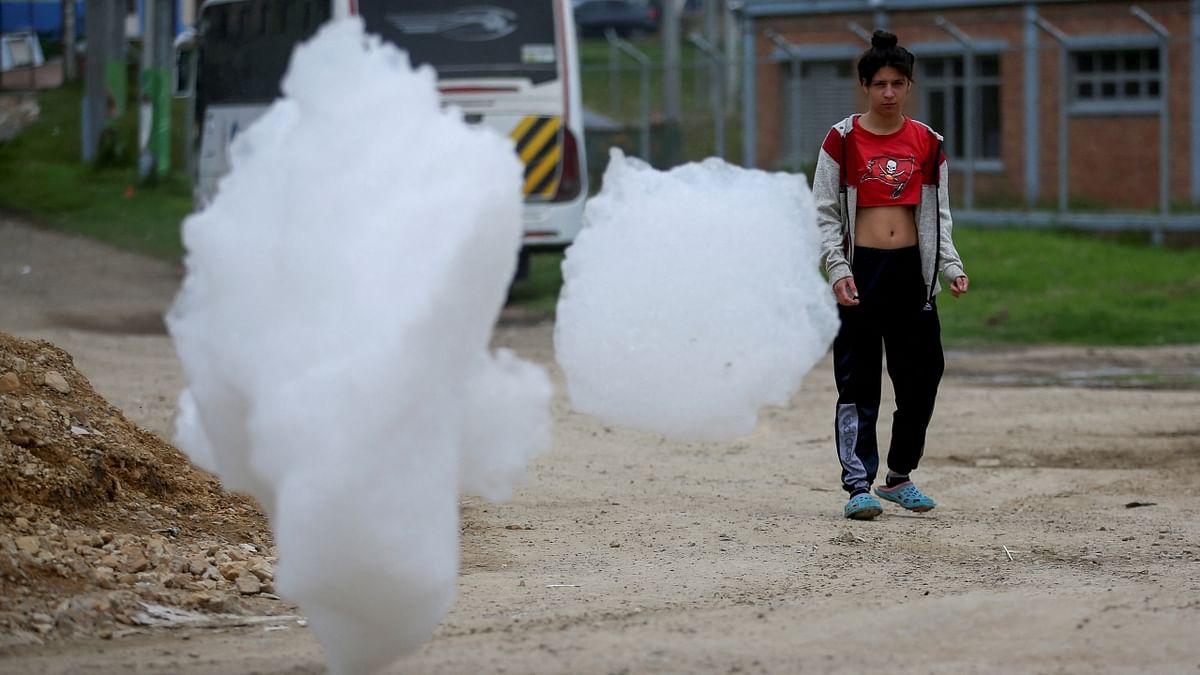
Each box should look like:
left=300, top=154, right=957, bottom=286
left=812, top=30, right=970, bottom=520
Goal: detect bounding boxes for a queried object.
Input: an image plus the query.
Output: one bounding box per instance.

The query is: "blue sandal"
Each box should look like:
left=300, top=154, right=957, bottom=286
left=874, top=481, right=936, bottom=512
left=844, top=493, right=883, bottom=520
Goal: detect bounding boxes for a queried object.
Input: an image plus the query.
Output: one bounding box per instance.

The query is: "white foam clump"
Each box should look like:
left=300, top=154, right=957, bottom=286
left=166, top=18, right=550, bottom=675
left=555, top=149, right=838, bottom=441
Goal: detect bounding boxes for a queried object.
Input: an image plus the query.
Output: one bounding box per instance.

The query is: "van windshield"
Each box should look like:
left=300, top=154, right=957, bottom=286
left=197, top=0, right=331, bottom=105
left=358, top=0, right=559, bottom=84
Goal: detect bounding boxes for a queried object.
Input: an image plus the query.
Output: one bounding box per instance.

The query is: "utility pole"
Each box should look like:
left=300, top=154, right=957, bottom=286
left=139, top=0, right=174, bottom=180
left=662, top=0, right=681, bottom=122
left=82, top=0, right=126, bottom=162
left=63, top=0, right=77, bottom=81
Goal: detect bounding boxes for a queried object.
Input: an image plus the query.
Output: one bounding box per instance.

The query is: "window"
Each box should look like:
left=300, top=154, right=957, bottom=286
left=198, top=0, right=332, bottom=105
left=919, top=54, right=1001, bottom=162
left=780, top=60, right=856, bottom=168
left=359, top=0, right=559, bottom=84
left=1071, top=48, right=1160, bottom=104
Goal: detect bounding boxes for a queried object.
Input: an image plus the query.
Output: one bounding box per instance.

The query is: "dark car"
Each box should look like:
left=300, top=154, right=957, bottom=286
left=574, top=0, right=660, bottom=38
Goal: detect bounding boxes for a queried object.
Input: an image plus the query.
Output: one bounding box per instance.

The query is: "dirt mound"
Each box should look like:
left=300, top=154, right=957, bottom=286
left=0, top=332, right=278, bottom=646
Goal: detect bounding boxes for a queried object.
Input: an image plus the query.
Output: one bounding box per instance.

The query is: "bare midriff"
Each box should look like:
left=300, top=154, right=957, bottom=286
left=855, top=204, right=917, bottom=248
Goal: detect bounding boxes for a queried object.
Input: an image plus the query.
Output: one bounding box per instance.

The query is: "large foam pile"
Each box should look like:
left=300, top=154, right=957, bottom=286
left=166, top=18, right=551, bottom=675
left=555, top=150, right=838, bottom=441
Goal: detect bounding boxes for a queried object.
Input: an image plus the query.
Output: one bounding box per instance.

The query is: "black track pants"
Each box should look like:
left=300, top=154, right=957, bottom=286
left=833, top=246, right=945, bottom=495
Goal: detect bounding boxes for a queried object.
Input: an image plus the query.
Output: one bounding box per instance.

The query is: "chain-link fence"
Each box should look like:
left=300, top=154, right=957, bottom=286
left=580, top=1, right=1199, bottom=241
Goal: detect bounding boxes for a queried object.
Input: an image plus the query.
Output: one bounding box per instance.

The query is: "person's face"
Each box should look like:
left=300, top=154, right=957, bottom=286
left=862, top=65, right=911, bottom=116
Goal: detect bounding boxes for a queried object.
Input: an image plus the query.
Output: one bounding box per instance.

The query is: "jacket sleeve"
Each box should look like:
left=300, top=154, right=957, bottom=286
left=813, top=130, right=851, bottom=287
left=935, top=158, right=966, bottom=283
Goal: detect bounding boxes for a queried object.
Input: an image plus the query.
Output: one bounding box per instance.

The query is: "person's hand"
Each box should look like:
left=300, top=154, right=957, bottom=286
left=950, top=275, right=969, bottom=298
left=833, top=277, right=860, bottom=306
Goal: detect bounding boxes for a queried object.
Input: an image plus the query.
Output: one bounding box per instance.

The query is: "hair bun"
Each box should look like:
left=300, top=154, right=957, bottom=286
left=871, top=30, right=898, bottom=50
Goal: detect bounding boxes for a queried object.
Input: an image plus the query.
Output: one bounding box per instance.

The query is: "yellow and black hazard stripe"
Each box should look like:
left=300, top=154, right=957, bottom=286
left=509, top=115, right=562, bottom=199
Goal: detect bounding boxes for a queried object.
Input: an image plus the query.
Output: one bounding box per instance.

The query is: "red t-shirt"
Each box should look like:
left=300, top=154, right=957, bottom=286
left=822, top=116, right=941, bottom=207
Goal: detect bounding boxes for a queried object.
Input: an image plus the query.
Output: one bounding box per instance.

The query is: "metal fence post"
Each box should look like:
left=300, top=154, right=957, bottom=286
left=935, top=16, right=975, bottom=211
left=739, top=10, right=755, bottom=168
left=1035, top=18, right=1070, bottom=214
left=663, top=0, right=681, bottom=122
left=724, top=0, right=740, bottom=100
left=1131, top=5, right=1171, bottom=246
left=606, top=28, right=621, bottom=115
left=606, top=31, right=651, bottom=161
left=1024, top=3, right=1040, bottom=207
left=765, top=30, right=801, bottom=168
left=703, top=0, right=719, bottom=109
left=847, top=21, right=872, bottom=43
left=688, top=32, right=726, bottom=159
left=1193, top=0, right=1200, bottom=204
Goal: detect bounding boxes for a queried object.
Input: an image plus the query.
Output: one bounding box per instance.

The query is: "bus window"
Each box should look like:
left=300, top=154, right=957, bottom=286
left=358, top=0, right=558, bottom=84
left=198, top=0, right=331, bottom=105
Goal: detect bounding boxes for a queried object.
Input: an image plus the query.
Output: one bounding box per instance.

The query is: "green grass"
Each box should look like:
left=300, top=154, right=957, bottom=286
left=940, top=227, right=1200, bottom=346
left=4, top=79, right=1196, bottom=347
left=578, top=36, right=743, bottom=164
left=0, top=80, right=192, bottom=260
left=513, top=227, right=1200, bottom=347
left=508, top=253, right=566, bottom=316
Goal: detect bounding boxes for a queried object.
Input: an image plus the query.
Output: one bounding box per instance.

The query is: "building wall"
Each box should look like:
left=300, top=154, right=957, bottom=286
left=753, top=0, right=1194, bottom=210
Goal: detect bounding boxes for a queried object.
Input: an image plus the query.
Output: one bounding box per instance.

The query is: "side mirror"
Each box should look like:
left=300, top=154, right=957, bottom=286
left=173, top=29, right=196, bottom=98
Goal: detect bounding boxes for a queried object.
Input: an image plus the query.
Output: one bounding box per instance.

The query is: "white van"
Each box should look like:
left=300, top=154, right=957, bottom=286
left=181, top=0, right=588, bottom=271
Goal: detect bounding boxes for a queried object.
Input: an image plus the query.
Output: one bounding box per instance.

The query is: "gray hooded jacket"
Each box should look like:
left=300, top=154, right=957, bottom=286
left=812, top=114, right=966, bottom=299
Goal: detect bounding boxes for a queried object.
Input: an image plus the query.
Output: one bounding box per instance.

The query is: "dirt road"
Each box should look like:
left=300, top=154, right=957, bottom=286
left=1, top=215, right=1198, bottom=674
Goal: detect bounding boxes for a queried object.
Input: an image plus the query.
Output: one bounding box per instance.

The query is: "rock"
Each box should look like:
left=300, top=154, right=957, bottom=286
left=43, top=371, right=70, bottom=395
left=0, top=372, right=19, bottom=394
left=7, top=429, right=34, bottom=447
left=91, top=566, right=115, bottom=585
left=13, top=517, right=30, bottom=531
left=187, top=558, right=207, bottom=576
left=10, top=358, right=26, bottom=373
left=15, top=536, right=39, bottom=556
left=187, top=591, right=240, bottom=614
left=145, top=537, right=167, bottom=558
left=247, top=561, right=274, bottom=582
left=165, top=573, right=195, bottom=589
left=120, top=555, right=149, bottom=574
left=235, top=573, right=261, bottom=595
left=0, top=553, right=22, bottom=579
left=218, top=561, right=247, bottom=581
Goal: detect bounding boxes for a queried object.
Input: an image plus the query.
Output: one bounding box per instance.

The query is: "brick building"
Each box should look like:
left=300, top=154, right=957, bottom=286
left=738, top=0, right=1198, bottom=212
